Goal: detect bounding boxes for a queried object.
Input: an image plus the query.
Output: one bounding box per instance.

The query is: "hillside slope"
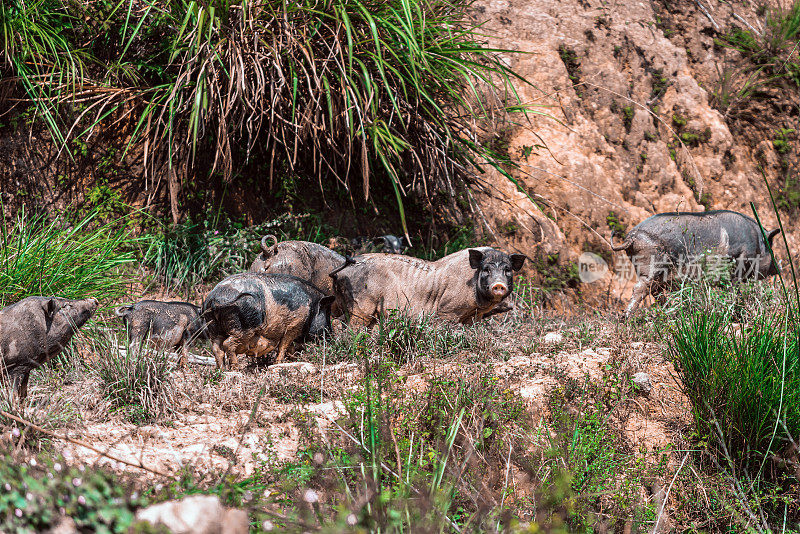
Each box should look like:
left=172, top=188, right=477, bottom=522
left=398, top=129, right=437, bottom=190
left=470, top=0, right=798, bottom=300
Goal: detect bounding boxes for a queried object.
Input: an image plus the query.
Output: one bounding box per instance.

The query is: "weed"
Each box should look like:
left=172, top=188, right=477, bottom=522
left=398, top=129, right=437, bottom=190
left=541, top=383, right=667, bottom=531
left=91, top=334, right=176, bottom=424
left=622, top=105, right=634, bottom=130
left=532, top=254, right=581, bottom=294
left=0, top=448, right=145, bottom=533
left=777, top=173, right=800, bottom=211
left=773, top=128, right=795, bottom=155
left=0, top=207, right=134, bottom=307
left=650, top=69, right=669, bottom=99
left=606, top=211, right=627, bottom=235
left=559, top=45, right=582, bottom=96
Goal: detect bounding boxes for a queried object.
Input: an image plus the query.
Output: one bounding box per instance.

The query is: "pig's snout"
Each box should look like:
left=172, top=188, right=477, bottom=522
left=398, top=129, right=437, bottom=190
left=491, top=283, right=508, bottom=297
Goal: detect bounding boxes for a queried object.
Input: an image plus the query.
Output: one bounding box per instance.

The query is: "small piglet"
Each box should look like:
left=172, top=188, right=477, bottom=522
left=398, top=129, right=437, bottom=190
left=115, top=300, right=207, bottom=367
left=350, top=235, right=409, bottom=255
left=202, top=273, right=335, bottom=369
left=0, top=296, right=98, bottom=399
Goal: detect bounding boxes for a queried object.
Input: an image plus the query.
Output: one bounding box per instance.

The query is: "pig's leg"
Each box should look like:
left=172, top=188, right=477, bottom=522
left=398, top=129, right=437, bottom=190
left=347, top=303, right=376, bottom=329
left=223, top=334, right=249, bottom=368
left=211, top=337, right=226, bottom=369
left=16, top=372, right=30, bottom=401
left=250, top=337, right=277, bottom=361
left=273, top=335, right=296, bottom=365
left=626, top=278, right=652, bottom=319
left=179, top=342, right=189, bottom=368
left=176, top=316, right=191, bottom=368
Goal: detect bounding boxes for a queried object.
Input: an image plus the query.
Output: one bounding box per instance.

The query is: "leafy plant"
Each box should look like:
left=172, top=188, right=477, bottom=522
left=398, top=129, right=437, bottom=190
left=0, top=450, right=144, bottom=533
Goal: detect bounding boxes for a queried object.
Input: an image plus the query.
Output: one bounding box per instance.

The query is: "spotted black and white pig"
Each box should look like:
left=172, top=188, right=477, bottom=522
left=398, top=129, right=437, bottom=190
left=201, top=273, right=335, bottom=369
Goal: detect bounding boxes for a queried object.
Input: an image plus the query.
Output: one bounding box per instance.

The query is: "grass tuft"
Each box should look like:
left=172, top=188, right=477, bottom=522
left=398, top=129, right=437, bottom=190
left=91, top=332, right=176, bottom=424
left=0, top=207, right=134, bottom=307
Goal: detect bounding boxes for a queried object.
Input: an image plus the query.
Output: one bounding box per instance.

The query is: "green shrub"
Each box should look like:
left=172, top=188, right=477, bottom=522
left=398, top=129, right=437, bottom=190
left=1, top=0, right=527, bottom=235
left=669, top=310, right=800, bottom=471
left=0, top=208, right=134, bottom=307
left=0, top=451, right=144, bottom=533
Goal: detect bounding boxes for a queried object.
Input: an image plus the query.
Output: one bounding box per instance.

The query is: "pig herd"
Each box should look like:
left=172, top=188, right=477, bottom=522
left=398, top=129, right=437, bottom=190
left=0, top=209, right=785, bottom=399
left=0, top=233, right=525, bottom=398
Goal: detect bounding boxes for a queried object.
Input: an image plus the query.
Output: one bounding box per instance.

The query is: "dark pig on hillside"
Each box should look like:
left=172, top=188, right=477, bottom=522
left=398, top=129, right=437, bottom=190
left=611, top=209, right=781, bottom=317
left=350, top=235, right=409, bottom=254
left=115, top=300, right=207, bottom=367
left=330, top=247, right=526, bottom=328
left=0, top=296, right=98, bottom=399
left=250, top=235, right=344, bottom=315
left=202, top=273, right=335, bottom=369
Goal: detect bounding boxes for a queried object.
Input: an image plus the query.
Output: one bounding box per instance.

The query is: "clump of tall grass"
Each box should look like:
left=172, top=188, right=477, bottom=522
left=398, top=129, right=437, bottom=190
left=91, top=332, right=176, bottom=424
left=0, top=207, right=134, bottom=306
left=1, top=0, right=532, bottom=233
left=669, top=309, right=800, bottom=470
left=667, top=200, right=800, bottom=529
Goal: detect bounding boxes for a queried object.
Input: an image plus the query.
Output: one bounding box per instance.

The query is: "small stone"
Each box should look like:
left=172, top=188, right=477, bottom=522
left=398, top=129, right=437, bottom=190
left=543, top=332, right=563, bottom=344
left=135, top=494, right=248, bottom=534
left=632, top=372, right=653, bottom=395
left=46, top=516, right=78, bottom=534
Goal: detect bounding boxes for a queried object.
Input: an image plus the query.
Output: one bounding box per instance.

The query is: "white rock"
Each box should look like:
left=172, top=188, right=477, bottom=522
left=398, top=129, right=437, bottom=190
left=135, top=495, right=248, bottom=534
left=267, top=362, right=317, bottom=374
left=46, top=516, right=78, bottom=534
left=632, top=372, right=653, bottom=394
left=543, top=332, right=563, bottom=344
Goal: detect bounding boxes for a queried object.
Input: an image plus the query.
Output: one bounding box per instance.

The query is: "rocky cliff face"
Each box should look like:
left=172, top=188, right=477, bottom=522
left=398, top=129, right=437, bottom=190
left=470, top=0, right=799, bottom=303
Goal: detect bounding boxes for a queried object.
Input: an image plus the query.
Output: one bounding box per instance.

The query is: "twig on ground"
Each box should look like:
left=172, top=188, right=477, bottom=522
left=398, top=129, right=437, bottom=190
left=0, top=410, right=172, bottom=478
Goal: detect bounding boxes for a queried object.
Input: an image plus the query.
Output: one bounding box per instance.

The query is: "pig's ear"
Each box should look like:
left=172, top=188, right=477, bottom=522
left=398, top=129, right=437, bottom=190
left=468, top=249, right=484, bottom=269
left=767, top=228, right=781, bottom=246
left=510, top=254, right=526, bottom=271
left=43, top=298, right=59, bottom=319
left=319, top=295, right=336, bottom=310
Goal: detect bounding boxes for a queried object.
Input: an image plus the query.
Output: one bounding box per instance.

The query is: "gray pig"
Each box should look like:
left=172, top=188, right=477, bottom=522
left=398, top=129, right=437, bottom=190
left=114, top=300, right=207, bottom=367
left=611, top=209, right=781, bottom=317
left=202, top=273, right=335, bottom=369
left=330, top=247, right=526, bottom=328
left=350, top=235, right=409, bottom=254
left=250, top=235, right=344, bottom=315
left=0, top=296, right=98, bottom=399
